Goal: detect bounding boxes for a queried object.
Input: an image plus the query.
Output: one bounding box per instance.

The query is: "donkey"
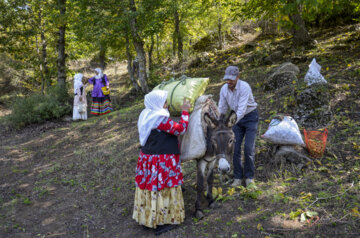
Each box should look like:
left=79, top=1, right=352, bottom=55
left=193, top=110, right=237, bottom=219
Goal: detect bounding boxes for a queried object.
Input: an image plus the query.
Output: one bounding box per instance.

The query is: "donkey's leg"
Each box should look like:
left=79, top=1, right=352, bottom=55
left=206, top=159, right=217, bottom=208
left=195, top=159, right=207, bottom=220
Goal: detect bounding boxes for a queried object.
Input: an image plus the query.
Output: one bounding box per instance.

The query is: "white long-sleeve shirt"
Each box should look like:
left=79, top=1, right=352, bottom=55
left=218, top=80, right=257, bottom=123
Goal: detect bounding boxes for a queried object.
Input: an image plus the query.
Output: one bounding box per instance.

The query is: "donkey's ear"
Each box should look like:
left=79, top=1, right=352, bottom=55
left=226, top=111, right=237, bottom=128
left=204, top=112, right=218, bottom=129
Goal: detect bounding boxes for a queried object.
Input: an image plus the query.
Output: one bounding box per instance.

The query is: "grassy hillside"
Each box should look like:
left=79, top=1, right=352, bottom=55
left=0, top=24, right=359, bottom=237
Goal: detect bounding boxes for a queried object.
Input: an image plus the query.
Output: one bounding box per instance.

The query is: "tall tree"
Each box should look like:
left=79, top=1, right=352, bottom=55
left=128, top=0, right=150, bottom=93
left=72, top=0, right=113, bottom=70
left=173, top=4, right=183, bottom=61
left=125, top=35, right=140, bottom=92
left=57, top=0, right=66, bottom=86
left=287, top=0, right=312, bottom=45
left=0, top=0, right=58, bottom=91
left=148, top=34, right=155, bottom=70
left=29, top=0, right=51, bottom=93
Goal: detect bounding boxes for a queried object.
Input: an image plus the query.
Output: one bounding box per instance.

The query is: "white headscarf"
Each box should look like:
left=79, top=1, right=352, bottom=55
left=94, top=68, right=103, bottom=79
left=74, top=73, right=83, bottom=94
left=138, top=90, right=170, bottom=146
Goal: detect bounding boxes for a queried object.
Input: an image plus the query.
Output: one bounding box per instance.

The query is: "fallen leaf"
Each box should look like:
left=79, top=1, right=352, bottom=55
left=351, top=207, right=360, bottom=217
left=227, top=187, right=235, bottom=196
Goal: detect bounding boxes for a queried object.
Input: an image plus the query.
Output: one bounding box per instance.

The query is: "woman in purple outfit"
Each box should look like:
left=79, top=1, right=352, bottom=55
left=88, top=68, right=113, bottom=115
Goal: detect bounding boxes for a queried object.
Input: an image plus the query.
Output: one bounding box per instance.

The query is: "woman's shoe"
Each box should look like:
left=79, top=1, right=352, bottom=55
left=154, top=224, right=176, bottom=236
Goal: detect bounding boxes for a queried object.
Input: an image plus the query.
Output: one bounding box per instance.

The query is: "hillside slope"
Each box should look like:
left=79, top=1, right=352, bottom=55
left=0, top=24, right=359, bottom=237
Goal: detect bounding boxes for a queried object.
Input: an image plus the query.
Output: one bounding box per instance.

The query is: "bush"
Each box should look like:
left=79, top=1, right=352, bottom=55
left=7, top=85, right=71, bottom=128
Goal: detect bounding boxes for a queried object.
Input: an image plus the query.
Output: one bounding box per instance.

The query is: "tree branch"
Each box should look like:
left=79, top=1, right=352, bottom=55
left=306, top=182, right=354, bottom=209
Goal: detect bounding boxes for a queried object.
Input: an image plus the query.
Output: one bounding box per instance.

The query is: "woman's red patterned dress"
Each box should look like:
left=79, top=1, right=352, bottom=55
left=135, top=111, right=189, bottom=191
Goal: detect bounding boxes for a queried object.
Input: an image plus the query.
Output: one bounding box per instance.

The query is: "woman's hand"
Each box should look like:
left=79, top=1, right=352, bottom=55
left=181, top=98, right=191, bottom=112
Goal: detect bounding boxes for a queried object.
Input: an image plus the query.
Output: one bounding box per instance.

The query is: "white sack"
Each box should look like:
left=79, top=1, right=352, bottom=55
left=262, top=116, right=305, bottom=146
left=304, top=58, right=327, bottom=86
left=179, top=95, right=211, bottom=162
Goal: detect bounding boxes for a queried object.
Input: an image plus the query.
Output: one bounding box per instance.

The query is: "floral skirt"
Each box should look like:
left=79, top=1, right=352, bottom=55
left=132, top=186, right=185, bottom=228
left=90, top=96, right=113, bottom=115
left=135, top=152, right=183, bottom=191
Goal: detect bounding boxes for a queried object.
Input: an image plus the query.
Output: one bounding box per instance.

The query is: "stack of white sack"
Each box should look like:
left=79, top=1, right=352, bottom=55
left=261, top=116, right=305, bottom=146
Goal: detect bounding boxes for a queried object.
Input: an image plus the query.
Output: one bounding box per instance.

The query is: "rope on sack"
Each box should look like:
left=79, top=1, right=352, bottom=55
left=159, top=75, right=190, bottom=114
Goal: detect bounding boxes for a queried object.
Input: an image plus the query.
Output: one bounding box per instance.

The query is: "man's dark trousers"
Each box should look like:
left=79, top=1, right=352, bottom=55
left=232, top=109, right=259, bottom=180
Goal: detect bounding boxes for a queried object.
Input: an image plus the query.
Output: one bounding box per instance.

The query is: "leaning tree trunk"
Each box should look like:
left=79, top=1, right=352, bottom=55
left=57, top=0, right=66, bottom=87
left=125, top=35, right=140, bottom=92
left=288, top=2, right=312, bottom=46
left=174, top=8, right=182, bottom=61
left=129, top=0, right=149, bottom=94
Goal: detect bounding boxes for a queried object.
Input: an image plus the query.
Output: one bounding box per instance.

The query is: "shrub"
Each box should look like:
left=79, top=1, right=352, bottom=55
left=7, top=85, right=71, bottom=128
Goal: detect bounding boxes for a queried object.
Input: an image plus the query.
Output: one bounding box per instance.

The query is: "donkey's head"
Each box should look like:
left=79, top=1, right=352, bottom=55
left=204, top=111, right=237, bottom=173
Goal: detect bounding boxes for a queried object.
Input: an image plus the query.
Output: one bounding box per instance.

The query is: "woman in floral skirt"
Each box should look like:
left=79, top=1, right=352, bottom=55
left=133, top=90, right=190, bottom=235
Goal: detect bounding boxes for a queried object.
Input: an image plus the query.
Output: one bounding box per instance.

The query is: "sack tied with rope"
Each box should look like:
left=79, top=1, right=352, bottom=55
left=153, top=76, right=210, bottom=116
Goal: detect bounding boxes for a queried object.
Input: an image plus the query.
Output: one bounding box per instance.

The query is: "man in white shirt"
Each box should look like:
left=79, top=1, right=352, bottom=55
left=218, top=66, right=259, bottom=187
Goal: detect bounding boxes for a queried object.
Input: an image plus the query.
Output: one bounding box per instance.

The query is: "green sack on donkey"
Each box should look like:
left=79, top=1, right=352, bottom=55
left=153, top=76, right=210, bottom=115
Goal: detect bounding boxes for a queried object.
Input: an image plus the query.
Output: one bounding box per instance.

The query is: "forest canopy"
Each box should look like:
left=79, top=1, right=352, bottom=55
left=1, top=0, right=359, bottom=95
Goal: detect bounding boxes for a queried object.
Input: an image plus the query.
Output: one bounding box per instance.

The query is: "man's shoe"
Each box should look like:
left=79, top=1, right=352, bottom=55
left=245, top=178, right=255, bottom=187
left=231, top=179, right=242, bottom=187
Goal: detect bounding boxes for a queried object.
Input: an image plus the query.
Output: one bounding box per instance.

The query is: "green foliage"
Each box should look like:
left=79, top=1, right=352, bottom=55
left=7, top=85, right=71, bottom=128
left=147, top=67, right=164, bottom=89
left=302, top=0, right=360, bottom=25
left=233, top=0, right=360, bottom=31
left=22, top=197, right=32, bottom=205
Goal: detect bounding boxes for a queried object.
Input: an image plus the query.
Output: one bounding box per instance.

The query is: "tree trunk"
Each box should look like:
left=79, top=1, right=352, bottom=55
left=148, top=34, right=154, bottom=71
left=35, top=35, right=45, bottom=94
left=99, top=44, right=106, bottom=69
left=218, top=17, right=223, bottom=50
left=174, top=8, right=182, bottom=61
left=125, top=35, right=140, bottom=92
left=37, top=6, right=50, bottom=89
left=172, top=31, right=177, bottom=57
left=217, top=1, right=223, bottom=50
left=288, top=3, right=312, bottom=46
left=34, top=7, right=47, bottom=94
left=57, top=0, right=66, bottom=87
left=156, top=34, right=160, bottom=63
left=41, top=30, right=49, bottom=88
left=129, top=0, right=149, bottom=94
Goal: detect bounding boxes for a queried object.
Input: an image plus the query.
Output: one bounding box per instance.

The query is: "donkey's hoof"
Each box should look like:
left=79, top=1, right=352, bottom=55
left=194, top=210, right=204, bottom=220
